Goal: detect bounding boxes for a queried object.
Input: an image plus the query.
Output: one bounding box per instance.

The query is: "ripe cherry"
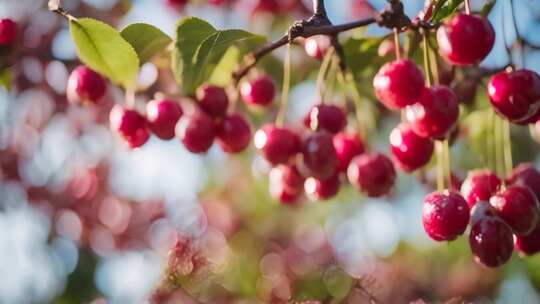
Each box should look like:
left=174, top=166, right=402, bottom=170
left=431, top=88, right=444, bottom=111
left=0, top=18, right=17, bottom=46
left=405, top=85, right=460, bottom=139
left=240, top=75, right=276, bottom=107
left=269, top=165, right=304, bottom=204
left=490, top=186, right=539, bottom=236
left=373, top=59, right=425, bottom=110
left=196, top=84, right=229, bottom=119
left=254, top=124, right=300, bottom=165
left=146, top=99, right=183, bottom=140
left=460, top=169, right=501, bottom=208
left=436, top=13, right=495, bottom=66
left=515, top=222, right=540, bottom=256
left=347, top=152, right=396, bottom=197
left=176, top=110, right=215, bottom=153
left=469, top=202, right=514, bottom=268
left=109, top=105, right=150, bottom=149
left=66, top=65, right=107, bottom=105
left=487, top=69, right=540, bottom=123
left=507, top=163, right=540, bottom=200
left=299, top=131, right=338, bottom=180
left=165, top=0, right=188, bottom=9
left=517, top=108, right=540, bottom=125
left=390, top=123, right=434, bottom=172
left=304, top=35, right=332, bottom=60
left=332, top=132, right=365, bottom=172
left=422, top=190, right=470, bottom=241
left=304, top=174, right=340, bottom=201
left=304, top=104, right=347, bottom=134
left=216, top=113, right=251, bottom=153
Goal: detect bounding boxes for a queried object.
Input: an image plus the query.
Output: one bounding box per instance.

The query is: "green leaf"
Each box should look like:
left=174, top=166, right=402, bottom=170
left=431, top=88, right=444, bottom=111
left=120, top=23, right=172, bottom=65
left=432, top=0, right=465, bottom=22
left=480, top=0, right=496, bottom=16
left=70, top=18, right=139, bottom=89
left=0, top=68, right=12, bottom=91
left=343, top=37, right=384, bottom=81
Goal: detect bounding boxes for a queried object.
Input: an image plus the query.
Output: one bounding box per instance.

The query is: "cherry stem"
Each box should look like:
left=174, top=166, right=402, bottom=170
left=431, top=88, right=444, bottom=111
left=422, top=32, right=433, bottom=87
left=275, top=44, right=292, bottom=127
left=315, top=48, right=335, bottom=100
left=503, top=119, right=513, bottom=179
left=494, top=112, right=504, bottom=179
left=443, top=139, right=451, bottom=190
left=435, top=140, right=445, bottom=191
left=343, top=71, right=368, bottom=140
left=48, top=0, right=77, bottom=21
left=125, top=88, right=136, bottom=109
left=324, top=55, right=339, bottom=101
left=464, top=0, right=471, bottom=15
left=393, top=28, right=401, bottom=60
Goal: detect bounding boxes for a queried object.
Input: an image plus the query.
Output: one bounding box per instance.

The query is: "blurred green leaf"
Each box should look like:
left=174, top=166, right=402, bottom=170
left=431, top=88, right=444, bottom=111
left=342, top=37, right=384, bottom=83
left=0, top=68, right=12, bottom=91
left=432, top=0, right=465, bottom=22
left=121, top=23, right=172, bottom=65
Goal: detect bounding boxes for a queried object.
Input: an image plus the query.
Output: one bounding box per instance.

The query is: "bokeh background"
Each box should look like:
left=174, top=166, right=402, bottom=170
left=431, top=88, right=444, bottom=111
left=1, top=0, right=540, bottom=303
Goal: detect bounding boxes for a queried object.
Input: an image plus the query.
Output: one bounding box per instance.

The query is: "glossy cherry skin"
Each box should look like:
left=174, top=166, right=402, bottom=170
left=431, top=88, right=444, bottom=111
left=390, top=123, right=434, bottom=172
left=196, top=84, right=229, bottom=119
left=240, top=75, right=276, bottom=107
left=109, top=105, right=150, bottom=149
left=176, top=110, right=215, bottom=153
left=0, top=18, right=17, bottom=46
left=405, top=85, right=460, bottom=139
left=332, top=132, right=365, bottom=172
left=304, top=35, right=332, bottom=60
left=299, top=131, right=338, bottom=180
left=515, top=222, right=540, bottom=256
left=487, top=69, right=540, bottom=123
left=422, top=190, right=470, bottom=241
left=507, top=163, right=540, bottom=200
left=269, top=165, right=304, bottom=204
left=304, top=174, right=340, bottom=201
left=254, top=124, right=300, bottom=165
left=490, top=186, right=539, bottom=236
left=373, top=59, right=425, bottom=110
left=469, top=202, right=514, bottom=268
left=436, top=13, right=495, bottom=66
left=517, top=108, right=540, bottom=125
left=216, top=113, right=251, bottom=153
left=304, top=104, right=347, bottom=134
left=66, top=65, right=107, bottom=105
left=146, top=99, right=183, bottom=140
left=460, top=169, right=501, bottom=208
left=347, top=153, right=396, bottom=197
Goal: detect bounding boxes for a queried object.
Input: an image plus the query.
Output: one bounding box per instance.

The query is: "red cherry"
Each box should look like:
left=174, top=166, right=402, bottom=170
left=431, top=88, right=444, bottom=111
left=460, top=169, right=501, bottom=208
left=373, top=59, right=425, bottom=110
left=299, top=131, right=338, bottom=180
left=507, top=163, right=540, bottom=200
left=517, top=108, right=540, bottom=125
left=347, top=153, right=396, bottom=197
left=304, top=35, right=332, bottom=60
left=469, top=202, right=514, bottom=268
left=176, top=110, right=215, bottom=153
left=269, top=165, right=304, bottom=204
left=165, top=0, right=188, bottom=9
left=146, top=99, right=183, bottom=140
left=196, top=84, right=229, bottom=119
left=216, top=113, right=251, bottom=153
left=109, top=105, right=150, bottom=149
left=66, top=65, right=107, bottom=105
left=516, top=222, right=540, bottom=256
left=254, top=124, right=300, bottom=165
left=332, top=132, right=365, bottom=172
left=422, top=190, right=470, bottom=241
left=0, top=18, right=17, bottom=46
left=389, top=123, right=434, bottom=172
left=253, top=0, right=280, bottom=13
left=304, top=104, right=347, bottom=134
left=241, top=75, right=276, bottom=107
left=304, top=174, right=340, bottom=201
left=436, top=13, right=495, bottom=66
left=490, top=186, right=539, bottom=236
left=405, top=85, right=460, bottom=139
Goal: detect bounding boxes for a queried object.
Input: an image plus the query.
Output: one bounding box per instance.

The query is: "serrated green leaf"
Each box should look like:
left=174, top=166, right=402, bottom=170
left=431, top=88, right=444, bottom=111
left=121, top=23, right=172, bottom=65
left=432, top=0, right=465, bottom=22
left=0, top=68, right=12, bottom=91
left=70, top=18, right=139, bottom=89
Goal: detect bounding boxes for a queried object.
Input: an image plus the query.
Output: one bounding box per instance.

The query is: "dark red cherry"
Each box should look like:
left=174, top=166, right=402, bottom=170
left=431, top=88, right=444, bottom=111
left=240, top=75, right=276, bottom=107
left=254, top=124, right=300, bottom=165
left=299, top=131, right=338, bottom=180
left=176, top=110, right=215, bottom=153
left=490, top=186, right=539, bottom=236
left=516, top=222, right=540, bottom=256
left=332, top=132, right=365, bottom=172
left=373, top=59, right=425, bottom=110
left=460, top=169, right=501, bottom=208
left=436, top=13, right=495, bottom=66
left=304, top=35, right=332, bottom=60
left=517, top=108, right=540, bottom=125
left=0, top=18, right=17, bottom=46
left=304, top=174, right=340, bottom=201
left=347, top=153, right=396, bottom=197
left=469, top=202, right=514, bottom=268
left=405, top=85, right=459, bottom=139
left=66, top=65, right=107, bottom=105
left=269, top=165, right=304, bottom=204
left=304, top=104, right=347, bottom=134
left=487, top=69, right=540, bottom=123
left=422, top=190, right=469, bottom=241
left=146, top=99, right=183, bottom=140
left=196, top=84, right=229, bottom=119
left=216, top=113, right=251, bottom=153
left=165, top=0, right=188, bottom=9
left=109, top=105, right=150, bottom=148
left=389, top=123, right=434, bottom=172
left=507, top=163, right=540, bottom=200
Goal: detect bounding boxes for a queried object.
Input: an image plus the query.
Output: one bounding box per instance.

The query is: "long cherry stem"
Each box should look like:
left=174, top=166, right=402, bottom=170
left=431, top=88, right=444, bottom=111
left=393, top=28, right=401, bottom=60
left=275, top=44, right=292, bottom=127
